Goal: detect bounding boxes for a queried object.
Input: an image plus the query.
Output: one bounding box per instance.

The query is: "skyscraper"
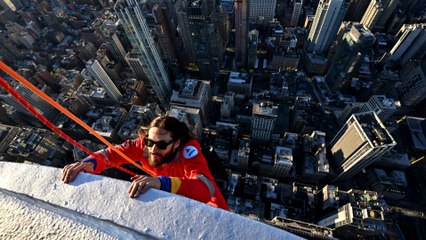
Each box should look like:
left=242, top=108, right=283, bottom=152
left=385, top=23, right=426, bottom=66
left=307, top=0, right=350, bottom=54
left=251, top=101, right=278, bottom=143
left=290, top=0, right=303, bottom=27
left=360, top=0, right=399, bottom=32
left=235, top=0, right=249, bottom=68
left=175, top=0, right=224, bottom=79
left=86, top=59, right=122, bottom=103
left=330, top=112, right=396, bottom=182
left=0, top=79, right=59, bottom=122
left=360, top=95, right=397, bottom=122
left=249, top=0, right=276, bottom=26
left=344, top=0, right=370, bottom=22
left=325, top=22, right=375, bottom=89
left=399, top=60, right=426, bottom=107
left=115, top=0, right=171, bottom=105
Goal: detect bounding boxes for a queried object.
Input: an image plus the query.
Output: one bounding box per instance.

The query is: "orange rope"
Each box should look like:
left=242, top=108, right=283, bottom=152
left=0, top=61, right=156, bottom=177
left=0, top=75, right=136, bottom=176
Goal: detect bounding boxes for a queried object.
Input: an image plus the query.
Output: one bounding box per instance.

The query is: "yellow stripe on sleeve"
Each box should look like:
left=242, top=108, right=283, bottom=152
left=170, top=177, right=182, bottom=194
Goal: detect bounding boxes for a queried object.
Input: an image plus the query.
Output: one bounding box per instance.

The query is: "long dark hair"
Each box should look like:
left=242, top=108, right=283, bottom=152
left=148, top=116, right=195, bottom=145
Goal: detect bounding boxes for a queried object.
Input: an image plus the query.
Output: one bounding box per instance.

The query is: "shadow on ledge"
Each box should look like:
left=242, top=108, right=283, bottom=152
left=0, top=162, right=301, bottom=239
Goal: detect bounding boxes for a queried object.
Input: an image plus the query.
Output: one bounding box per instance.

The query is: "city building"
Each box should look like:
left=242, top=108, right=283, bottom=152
left=170, top=79, right=211, bottom=127
left=290, top=0, right=303, bottom=27
left=214, top=121, right=239, bottom=162
left=251, top=101, right=278, bottom=143
left=249, top=0, right=276, bottom=26
left=220, top=92, right=236, bottom=120
left=317, top=200, right=387, bottom=239
left=399, top=60, right=426, bottom=107
left=300, top=131, right=330, bottom=184
left=235, top=0, right=249, bottom=68
left=227, top=71, right=252, bottom=99
left=306, top=0, right=350, bottom=54
left=384, top=23, right=426, bottom=67
left=325, top=23, right=375, bottom=90
left=115, top=0, right=172, bottom=105
left=117, top=103, right=163, bottom=140
left=175, top=0, right=224, bottom=79
left=304, top=53, right=327, bottom=74
left=88, top=106, right=128, bottom=143
left=344, top=0, right=370, bottom=22
left=360, top=95, right=397, bottom=122
left=2, top=124, right=67, bottom=167
left=0, top=78, right=59, bottom=122
left=92, top=10, right=128, bottom=66
left=360, top=0, right=399, bottom=32
left=168, top=106, right=203, bottom=140
left=86, top=59, right=122, bottom=103
left=330, top=112, right=396, bottom=182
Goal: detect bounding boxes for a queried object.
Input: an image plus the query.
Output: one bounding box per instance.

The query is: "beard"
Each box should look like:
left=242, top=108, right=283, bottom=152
left=148, top=150, right=176, bottom=168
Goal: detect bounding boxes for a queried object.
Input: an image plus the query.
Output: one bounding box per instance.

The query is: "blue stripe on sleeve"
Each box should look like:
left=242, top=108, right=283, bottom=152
left=158, top=176, right=171, bottom=192
left=82, top=158, right=97, bottom=171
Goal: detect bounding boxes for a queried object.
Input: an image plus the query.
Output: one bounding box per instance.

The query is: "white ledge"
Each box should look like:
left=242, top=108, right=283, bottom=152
left=0, top=162, right=301, bottom=239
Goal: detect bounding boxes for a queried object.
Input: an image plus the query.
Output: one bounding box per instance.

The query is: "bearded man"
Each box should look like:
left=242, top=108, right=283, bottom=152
left=62, top=116, right=229, bottom=210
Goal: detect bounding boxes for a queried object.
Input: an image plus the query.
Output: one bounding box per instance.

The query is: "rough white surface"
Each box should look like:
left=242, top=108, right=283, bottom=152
left=0, top=162, right=302, bottom=239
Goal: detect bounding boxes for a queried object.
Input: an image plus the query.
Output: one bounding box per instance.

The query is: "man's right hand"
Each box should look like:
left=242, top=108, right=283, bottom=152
left=61, top=161, right=95, bottom=183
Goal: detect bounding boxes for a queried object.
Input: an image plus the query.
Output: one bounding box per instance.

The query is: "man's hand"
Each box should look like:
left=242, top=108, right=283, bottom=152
left=128, top=175, right=161, bottom=198
left=61, top=161, right=95, bottom=183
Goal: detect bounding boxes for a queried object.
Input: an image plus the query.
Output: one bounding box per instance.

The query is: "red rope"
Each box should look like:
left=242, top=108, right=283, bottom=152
left=0, top=61, right=156, bottom=176
left=0, top=76, right=136, bottom=176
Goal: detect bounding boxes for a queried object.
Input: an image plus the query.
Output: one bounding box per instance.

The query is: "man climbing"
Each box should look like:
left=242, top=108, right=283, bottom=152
left=62, top=115, right=229, bottom=210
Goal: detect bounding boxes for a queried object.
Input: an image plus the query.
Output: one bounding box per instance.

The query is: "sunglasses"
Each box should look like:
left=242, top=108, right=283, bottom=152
left=143, top=137, right=174, bottom=150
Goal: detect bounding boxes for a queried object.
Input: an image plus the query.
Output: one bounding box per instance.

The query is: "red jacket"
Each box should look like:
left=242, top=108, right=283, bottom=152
left=84, top=136, right=229, bottom=210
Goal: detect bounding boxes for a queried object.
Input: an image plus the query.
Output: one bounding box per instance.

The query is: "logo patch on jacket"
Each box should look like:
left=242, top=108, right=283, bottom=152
left=183, top=146, right=198, bottom=159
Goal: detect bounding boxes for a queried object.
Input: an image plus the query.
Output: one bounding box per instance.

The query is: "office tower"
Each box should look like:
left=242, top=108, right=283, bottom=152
left=252, top=145, right=293, bottom=178
left=272, top=146, right=293, bottom=177
left=247, top=29, right=258, bottom=68
left=344, top=0, right=370, bottom=22
left=86, top=59, right=122, bottom=103
left=227, top=71, right=252, bottom=99
left=220, top=92, right=235, bottom=120
left=399, top=60, right=426, bottom=107
left=93, top=12, right=128, bottom=66
left=360, top=0, right=399, bottom=32
left=325, top=23, right=375, bottom=89
left=211, top=4, right=230, bottom=47
left=220, top=0, right=235, bottom=14
left=151, top=4, right=179, bottom=66
left=168, top=106, right=203, bottom=140
left=0, top=30, right=22, bottom=65
left=251, top=101, right=278, bottom=143
left=0, top=80, right=59, bottom=122
left=318, top=197, right=386, bottom=239
left=170, top=79, right=211, bottom=126
left=235, top=0, right=249, bottom=68
left=290, top=0, right=303, bottom=27
left=385, top=24, right=426, bottom=66
left=0, top=7, right=18, bottom=26
left=330, top=112, right=396, bottom=182
left=5, top=22, right=35, bottom=49
left=214, top=121, right=239, bottom=161
left=0, top=0, right=22, bottom=11
left=360, top=95, right=397, bottom=122
left=125, top=50, right=148, bottom=81
left=175, top=0, right=224, bottom=79
left=249, top=0, right=276, bottom=26
left=117, top=103, right=162, bottom=140
left=307, top=0, right=350, bottom=54
left=115, top=0, right=171, bottom=105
